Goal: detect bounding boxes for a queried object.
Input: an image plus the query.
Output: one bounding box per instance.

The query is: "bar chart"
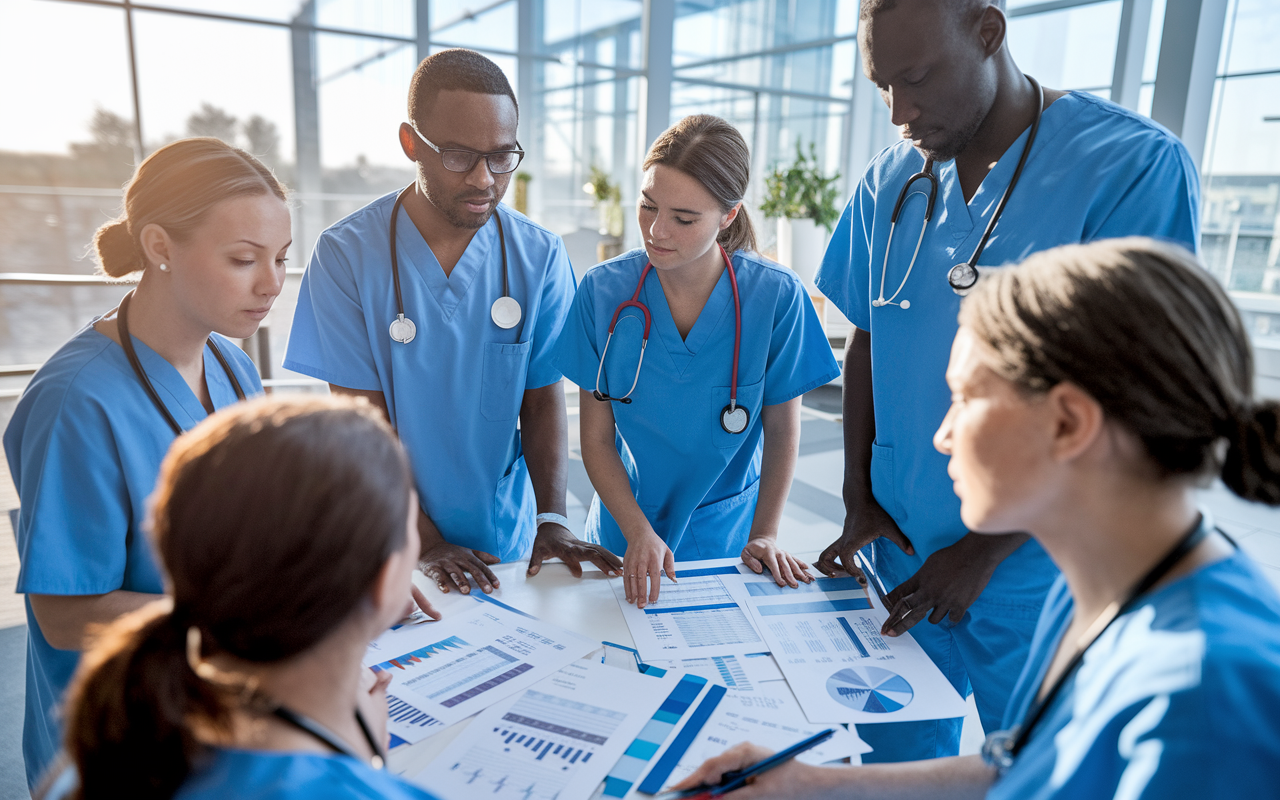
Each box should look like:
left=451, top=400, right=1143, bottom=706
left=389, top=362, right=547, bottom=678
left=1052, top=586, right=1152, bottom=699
left=438, top=689, right=627, bottom=800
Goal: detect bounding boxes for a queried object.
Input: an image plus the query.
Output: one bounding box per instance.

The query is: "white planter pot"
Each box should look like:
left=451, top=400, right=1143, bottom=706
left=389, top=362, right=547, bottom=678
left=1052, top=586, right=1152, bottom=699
left=776, top=216, right=828, bottom=291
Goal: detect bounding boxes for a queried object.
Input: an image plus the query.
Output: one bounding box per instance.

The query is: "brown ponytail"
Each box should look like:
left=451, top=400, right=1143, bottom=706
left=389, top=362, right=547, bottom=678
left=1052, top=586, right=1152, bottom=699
left=92, top=138, right=287, bottom=278
left=62, top=396, right=413, bottom=798
left=643, top=115, right=758, bottom=255
left=62, top=601, right=230, bottom=800
left=960, top=237, right=1280, bottom=504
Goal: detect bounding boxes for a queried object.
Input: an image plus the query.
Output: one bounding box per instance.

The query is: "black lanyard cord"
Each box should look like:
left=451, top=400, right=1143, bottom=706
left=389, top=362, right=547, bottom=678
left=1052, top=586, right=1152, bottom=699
left=116, top=289, right=247, bottom=436
left=1007, top=518, right=1210, bottom=758
left=272, top=704, right=386, bottom=769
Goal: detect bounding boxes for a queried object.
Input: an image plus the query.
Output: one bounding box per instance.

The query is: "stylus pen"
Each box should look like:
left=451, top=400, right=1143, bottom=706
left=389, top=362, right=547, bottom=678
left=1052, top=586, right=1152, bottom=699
left=662, top=728, right=837, bottom=799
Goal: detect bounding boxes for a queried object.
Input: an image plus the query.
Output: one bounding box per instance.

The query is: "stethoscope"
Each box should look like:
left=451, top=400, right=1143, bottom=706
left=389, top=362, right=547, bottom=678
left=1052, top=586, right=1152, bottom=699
left=981, top=518, right=1222, bottom=776
left=273, top=704, right=387, bottom=770
left=593, top=244, right=749, bottom=435
left=387, top=185, right=522, bottom=344
left=873, top=75, right=1044, bottom=310
left=117, top=289, right=247, bottom=436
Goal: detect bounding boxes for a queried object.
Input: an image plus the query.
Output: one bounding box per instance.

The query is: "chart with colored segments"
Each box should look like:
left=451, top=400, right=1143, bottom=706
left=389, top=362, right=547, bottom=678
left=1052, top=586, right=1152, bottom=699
left=421, top=660, right=676, bottom=800
left=363, top=600, right=598, bottom=744
left=726, top=572, right=968, bottom=725
left=612, top=560, right=765, bottom=661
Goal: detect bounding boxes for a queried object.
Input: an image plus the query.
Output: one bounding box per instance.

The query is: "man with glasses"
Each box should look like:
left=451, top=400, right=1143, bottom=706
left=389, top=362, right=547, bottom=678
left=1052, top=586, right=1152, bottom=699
left=287, top=48, right=622, bottom=600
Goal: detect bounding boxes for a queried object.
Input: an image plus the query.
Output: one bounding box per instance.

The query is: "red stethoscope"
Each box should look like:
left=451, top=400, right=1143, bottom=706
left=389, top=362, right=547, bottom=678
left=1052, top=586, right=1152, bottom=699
left=592, top=244, right=749, bottom=435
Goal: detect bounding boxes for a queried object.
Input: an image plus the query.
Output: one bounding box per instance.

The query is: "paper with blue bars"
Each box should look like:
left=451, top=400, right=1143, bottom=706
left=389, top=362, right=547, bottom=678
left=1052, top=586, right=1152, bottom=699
left=363, top=600, right=597, bottom=744
left=417, top=659, right=676, bottom=800
left=611, top=558, right=766, bottom=661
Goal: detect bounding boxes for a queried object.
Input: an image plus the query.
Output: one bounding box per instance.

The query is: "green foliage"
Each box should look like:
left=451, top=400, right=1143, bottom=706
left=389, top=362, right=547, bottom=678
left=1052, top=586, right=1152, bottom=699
left=583, top=164, right=621, bottom=207
left=760, top=142, right=841, bottom=231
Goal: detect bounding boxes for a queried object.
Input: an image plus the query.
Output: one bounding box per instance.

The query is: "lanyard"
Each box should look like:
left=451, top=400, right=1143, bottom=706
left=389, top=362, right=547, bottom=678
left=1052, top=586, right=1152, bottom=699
left=983, top=518, right=1210, bottom=773
left=116, top=290, right=247, bottom=436
left=273, top=705, right=387, bottom=770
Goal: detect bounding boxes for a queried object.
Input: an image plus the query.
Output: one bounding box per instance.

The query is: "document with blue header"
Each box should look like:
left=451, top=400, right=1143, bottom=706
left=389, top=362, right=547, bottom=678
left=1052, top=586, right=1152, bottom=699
left=726, top=571, right=968, bottom=725
left=610, top=558, right=766, bottom=661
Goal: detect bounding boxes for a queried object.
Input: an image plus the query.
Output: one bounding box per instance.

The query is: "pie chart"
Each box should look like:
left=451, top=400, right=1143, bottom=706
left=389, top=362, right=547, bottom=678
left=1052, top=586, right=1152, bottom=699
left=826, top=667, right=914, bottom=713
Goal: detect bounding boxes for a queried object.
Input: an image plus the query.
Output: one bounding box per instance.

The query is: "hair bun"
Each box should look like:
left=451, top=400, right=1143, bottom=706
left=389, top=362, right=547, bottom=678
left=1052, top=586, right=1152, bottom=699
left=93, top=219, right=143, bottom=278
left=1222, top=401, right=1280, bottom=506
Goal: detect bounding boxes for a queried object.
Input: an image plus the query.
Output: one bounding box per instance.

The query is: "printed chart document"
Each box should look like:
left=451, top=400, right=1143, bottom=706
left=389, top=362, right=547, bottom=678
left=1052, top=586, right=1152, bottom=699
left=644, top=652, right=783, bottom=690
left=611, top=559, right=765, bottom=661
left=418, top=660, right=675, bottom=800
left=728, top=572, right=968, bottom=725
left=598, top=671, right=867, bottom=798
left=363, top=600, right=597, bottom=744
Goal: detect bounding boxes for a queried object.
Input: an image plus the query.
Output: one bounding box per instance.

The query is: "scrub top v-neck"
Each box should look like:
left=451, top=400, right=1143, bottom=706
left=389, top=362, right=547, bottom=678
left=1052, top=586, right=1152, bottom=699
left=285, top=193, right=576, bottom=562
left=5, top=322, right=262, bottom=789
left=554, top=248, right=838, bottom=560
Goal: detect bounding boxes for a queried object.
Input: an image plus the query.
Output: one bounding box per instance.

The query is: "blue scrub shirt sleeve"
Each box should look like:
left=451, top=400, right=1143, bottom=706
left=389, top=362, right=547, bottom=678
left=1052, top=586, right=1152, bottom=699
left=1088, top=138, right=1201, bottom=253
left=550, top=271, right=602, bottom=391
left=12, top=393, right=133, bottom=595
left=815, top=168, right=878, bottom=332
left=282, top=235, right=383, bottom=391
left=525, top=239, right=577, bottom=390
left=763, top=271, right=841, bottom=406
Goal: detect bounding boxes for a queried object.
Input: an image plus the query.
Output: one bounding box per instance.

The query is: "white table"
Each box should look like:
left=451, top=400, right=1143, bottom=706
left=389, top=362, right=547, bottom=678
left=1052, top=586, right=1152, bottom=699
left=387, top=559, right=638, bottom=779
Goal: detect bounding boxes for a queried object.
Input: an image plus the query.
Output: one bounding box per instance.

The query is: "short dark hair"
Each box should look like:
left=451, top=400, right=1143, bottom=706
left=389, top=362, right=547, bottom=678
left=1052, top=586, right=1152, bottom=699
left=408, top=48, right=518, bottom=125
left=860, top=0, right=1004, bottom=21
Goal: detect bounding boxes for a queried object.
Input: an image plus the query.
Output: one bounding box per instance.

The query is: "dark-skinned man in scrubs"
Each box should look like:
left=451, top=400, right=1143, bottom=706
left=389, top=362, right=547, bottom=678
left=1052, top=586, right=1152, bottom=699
left=814, top=0, right=1198, bottom=762
left=286, top=49, right=622, bottom=597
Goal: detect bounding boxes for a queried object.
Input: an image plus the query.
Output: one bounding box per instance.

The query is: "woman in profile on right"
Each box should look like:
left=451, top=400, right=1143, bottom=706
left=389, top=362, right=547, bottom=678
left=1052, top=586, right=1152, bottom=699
left=677, top=237, right=1280, bottom=799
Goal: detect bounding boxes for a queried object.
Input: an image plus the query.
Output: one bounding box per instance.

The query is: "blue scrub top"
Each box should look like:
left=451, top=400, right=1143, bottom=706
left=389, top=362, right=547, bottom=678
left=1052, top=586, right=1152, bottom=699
left=285, top=195, right=574, bottom=562
left=174, top=749, right=440, bottom=800
left=4, top=323, right=262, bottom=790
left=815, top=92, right=1199, bottom=584
left=989, top=534, right=1280, bottom=799
left=554, top=248, right=839, bottom=559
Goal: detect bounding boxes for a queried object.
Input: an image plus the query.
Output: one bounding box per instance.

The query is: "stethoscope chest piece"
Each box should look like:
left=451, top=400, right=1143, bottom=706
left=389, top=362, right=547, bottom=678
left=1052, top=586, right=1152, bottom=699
left=720, top=402, right=749, bottom=435
left=389, top=314, right=417, bottom=344
left=491, top=295, right=522, bottom=329
left=947, top=262, right=980, bottom=296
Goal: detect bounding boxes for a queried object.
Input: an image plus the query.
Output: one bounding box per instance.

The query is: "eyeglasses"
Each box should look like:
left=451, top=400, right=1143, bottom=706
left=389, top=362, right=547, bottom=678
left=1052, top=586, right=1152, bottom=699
left=409, top=123, right=525, bottom=175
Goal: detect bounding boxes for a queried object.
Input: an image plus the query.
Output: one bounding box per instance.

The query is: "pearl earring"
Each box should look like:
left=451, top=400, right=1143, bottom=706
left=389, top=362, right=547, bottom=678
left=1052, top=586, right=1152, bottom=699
left=158, top=263, right=170, bottom=272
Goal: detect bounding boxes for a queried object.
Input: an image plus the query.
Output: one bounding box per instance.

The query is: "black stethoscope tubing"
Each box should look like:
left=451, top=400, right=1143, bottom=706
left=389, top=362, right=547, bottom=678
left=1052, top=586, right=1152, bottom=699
left=116, top=289, right=247, bottom=436
left=874, top=75, right=1044, bottom=308
left=273, top=704, right=387, bottom=770
left=947, top=75, right=1045, bottom=294
left=388, top=184, right=517, bottom=341
left=985, top=518, right=1214, bottom=773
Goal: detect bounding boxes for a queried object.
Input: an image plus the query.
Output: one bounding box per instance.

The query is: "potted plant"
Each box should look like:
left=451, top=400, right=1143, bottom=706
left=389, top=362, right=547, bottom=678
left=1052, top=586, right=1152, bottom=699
left=584, top=165, right=625, bottom=261
left=761, top=142, right=841, bottom=289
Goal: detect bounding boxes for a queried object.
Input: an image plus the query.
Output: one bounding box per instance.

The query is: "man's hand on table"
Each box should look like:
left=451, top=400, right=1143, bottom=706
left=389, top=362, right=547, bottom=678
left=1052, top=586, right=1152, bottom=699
left=527, top=523, right=624, bottom=578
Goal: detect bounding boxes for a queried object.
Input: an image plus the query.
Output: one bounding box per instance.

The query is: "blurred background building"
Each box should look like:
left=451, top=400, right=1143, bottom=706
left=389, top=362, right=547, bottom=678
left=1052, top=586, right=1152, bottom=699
left=2, top=0, right=1278, bottom=401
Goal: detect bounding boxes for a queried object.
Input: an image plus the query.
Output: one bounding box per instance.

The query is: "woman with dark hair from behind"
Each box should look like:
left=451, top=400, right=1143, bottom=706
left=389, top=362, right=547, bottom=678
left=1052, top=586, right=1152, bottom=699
left=47, top=395, right=441, bottom=800
left=554, top=115, right=840, bottom=607
left=677, top=237, right=1280, bottom=799
left=4, top=137, right=290, bottom=790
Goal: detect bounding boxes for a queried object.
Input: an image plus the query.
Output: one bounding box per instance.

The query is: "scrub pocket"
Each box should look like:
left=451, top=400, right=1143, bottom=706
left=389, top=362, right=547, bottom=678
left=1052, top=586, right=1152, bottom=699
left=710, top=378, right=765, bottom=449
left=870, top=442, right=902, bottom=521
left=684, top=479, right=761, bottom=560
left=481, top=340, right=532, bottom=421
left=492, top=455, right=536, bottom=560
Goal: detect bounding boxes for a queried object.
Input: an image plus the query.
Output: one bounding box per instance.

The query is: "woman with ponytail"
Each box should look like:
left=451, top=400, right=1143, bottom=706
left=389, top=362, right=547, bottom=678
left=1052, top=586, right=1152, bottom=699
left=4, top=138, right=287, bottom=789
left=554, top=115, right=839, bottom=606
left=53, top=395, right=440, bottom=800
left=678, top=237, right=1280, bottom=799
